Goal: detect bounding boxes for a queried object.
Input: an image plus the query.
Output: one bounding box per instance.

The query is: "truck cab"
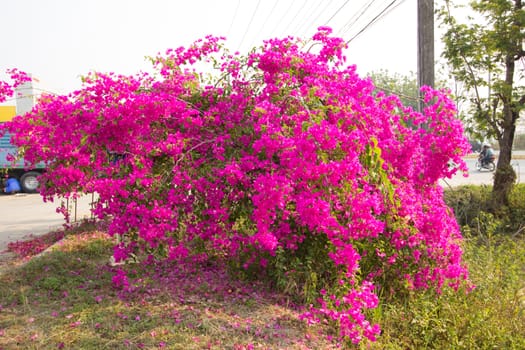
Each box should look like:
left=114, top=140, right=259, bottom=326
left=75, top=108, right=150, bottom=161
left=0, top=78, right=44, bottom=193
left=0, top=128, right=44, bottom=193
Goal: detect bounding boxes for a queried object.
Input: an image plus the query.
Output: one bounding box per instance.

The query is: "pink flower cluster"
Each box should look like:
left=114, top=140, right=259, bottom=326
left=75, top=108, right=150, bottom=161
left=0, top=27, right=471, bottom=344
left=0, top=69, right=31, bottom=103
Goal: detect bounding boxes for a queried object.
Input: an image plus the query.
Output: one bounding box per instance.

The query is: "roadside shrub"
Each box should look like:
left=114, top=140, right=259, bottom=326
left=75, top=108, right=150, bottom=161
left=1, top=28, right=471, bottom=345
left=445, top=184, right=525, bottom=238
left=366, top=211, right=525, bottom=349
left=372, top=185, right=525, bottom=348
left=507, top=183, right=525, bottom=236
left=443, top=185, right=492, bottom=227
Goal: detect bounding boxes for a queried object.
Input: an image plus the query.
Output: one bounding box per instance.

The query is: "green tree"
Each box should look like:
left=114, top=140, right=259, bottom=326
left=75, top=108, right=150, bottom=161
left=368, top=70, right=419, bottom=110
left=439, top=0, right=525, bottom=207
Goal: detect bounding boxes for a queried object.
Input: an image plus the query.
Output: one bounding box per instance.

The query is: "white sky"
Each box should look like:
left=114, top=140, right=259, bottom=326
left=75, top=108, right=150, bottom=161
left=1, top=0, right=424, bottom=95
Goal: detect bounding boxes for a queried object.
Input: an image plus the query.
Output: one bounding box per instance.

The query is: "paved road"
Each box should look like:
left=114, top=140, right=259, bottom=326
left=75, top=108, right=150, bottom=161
left=440, top=157, right=525, bottom=187
left=0, top=194, right=95, bottom=253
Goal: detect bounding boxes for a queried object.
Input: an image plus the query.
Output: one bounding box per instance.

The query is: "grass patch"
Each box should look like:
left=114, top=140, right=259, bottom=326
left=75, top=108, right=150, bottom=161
left=362, top=185, right=525, bottom=349
left=1, top=185, right=525, bottom=348
left=2, top=229, right=524, bottom=349
left=366, top=232, right=525, bottom=349
left=0, top=228, right=336, bottom=349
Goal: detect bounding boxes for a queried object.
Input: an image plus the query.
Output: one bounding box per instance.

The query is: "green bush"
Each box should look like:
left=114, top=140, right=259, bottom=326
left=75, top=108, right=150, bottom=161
left=364, top=185, right=525, bottom=349
left=443, top=185, right=492, bottom=228
left=444, top=183, right=525, bottom=236
left=507, top=183, right=525, bottom=235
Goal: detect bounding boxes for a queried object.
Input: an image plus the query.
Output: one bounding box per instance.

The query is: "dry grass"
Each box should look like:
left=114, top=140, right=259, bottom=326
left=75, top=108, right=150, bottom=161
left=2, top=209, right=525, bottom=349
left=0, top=227, right=339, bottom=349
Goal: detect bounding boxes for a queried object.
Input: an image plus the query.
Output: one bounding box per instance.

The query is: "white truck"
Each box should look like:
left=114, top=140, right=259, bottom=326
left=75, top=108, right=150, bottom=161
left=0, top=79, right=43, bottom=193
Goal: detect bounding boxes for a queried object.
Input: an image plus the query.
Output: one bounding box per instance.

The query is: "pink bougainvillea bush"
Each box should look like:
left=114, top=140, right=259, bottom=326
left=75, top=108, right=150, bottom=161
left=0, top=69, right=32, bottom=103
left=0, top=27, right=471, bottom=345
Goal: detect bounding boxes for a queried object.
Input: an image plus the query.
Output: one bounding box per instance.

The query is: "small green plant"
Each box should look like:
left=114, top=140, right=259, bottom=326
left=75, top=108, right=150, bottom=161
left=37, top=276, right=63, bottom=291
left=267, top=232, right=336, bottom=305
left=445, top=184, right=525, bottom=239
left=364, top=186, right=525, bottom=349
left=443, top=184, right=492, bottom=227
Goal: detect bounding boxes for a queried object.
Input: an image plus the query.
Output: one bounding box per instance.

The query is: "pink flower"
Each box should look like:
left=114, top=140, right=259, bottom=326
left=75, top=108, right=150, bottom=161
left=112, top=269, right=130, bottom=290
left=1, top=27, right=470, bottom=346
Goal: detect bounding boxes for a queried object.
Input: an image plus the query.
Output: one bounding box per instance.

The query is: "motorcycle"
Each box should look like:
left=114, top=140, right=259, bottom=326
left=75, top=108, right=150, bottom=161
left=475, top=154, right=496, bottom=172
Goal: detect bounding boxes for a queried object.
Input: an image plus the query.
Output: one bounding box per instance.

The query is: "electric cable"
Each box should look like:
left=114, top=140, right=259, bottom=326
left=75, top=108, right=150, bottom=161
left=302, top=0, right=337, bottom=35
left=238, top=0, right=263, bottom=51
left=345, top=0, right=405, bottom=44
left=251, top=0, right=280, bottom=46
left=325, top=0, right=351, bottom=26
left=227, top=0, right=242, bottom=39
left=1, top=90, right=58, bottom=103
left=293, top=0, right=323, bottom=35
left=281, top=0, right=310, bottom=35
left=270, top=0, right=298, bottom=37
left=373, top=83, right=421, bottom=101
left=337, top=0, right=378, bottom=37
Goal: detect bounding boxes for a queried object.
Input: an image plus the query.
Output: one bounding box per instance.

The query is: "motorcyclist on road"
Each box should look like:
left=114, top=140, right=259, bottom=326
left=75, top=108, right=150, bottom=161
left=480, top=144, right=495, bottom=166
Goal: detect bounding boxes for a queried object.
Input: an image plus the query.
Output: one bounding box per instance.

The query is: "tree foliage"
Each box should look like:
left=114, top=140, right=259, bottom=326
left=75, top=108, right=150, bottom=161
left=368, top=70, right=419, bottom=110
left=439, top=0, right=525, bottom=206
left=0, top=28, right=471, bottom=345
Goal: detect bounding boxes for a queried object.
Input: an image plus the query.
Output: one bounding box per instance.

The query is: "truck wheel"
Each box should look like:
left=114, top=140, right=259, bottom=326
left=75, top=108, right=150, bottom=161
left=20, top=171, right=40, bottom=193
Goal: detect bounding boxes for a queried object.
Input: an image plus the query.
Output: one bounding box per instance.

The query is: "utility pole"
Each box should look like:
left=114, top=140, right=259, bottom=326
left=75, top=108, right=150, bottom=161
left=417, top=0, right=434, bottom=112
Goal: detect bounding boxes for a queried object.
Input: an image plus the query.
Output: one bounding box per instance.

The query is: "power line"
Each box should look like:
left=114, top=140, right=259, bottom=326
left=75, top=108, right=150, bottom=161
left=238, top=0, right=263, bottom=51
left=345, top=0, right=405, bottom=44
left=373, top=84, right=421, bottom=101
left=293, top=0, right=323, bottom=35
left=297, top=0, right=345, bottom=38
left=227, top=0, right=242, bottom=39
left=270, top=0, right=298, bottom=37
left=302, top=0, right=337, bottom=34
left=1, top=90, right=59, bottom=103
left=251, top=0, right=280, bottom=46
left=325, top=0, right=351, bottom=26
left=337, top=0, right=378, bottom=37
left=281, top=0, right=310, bottom=35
